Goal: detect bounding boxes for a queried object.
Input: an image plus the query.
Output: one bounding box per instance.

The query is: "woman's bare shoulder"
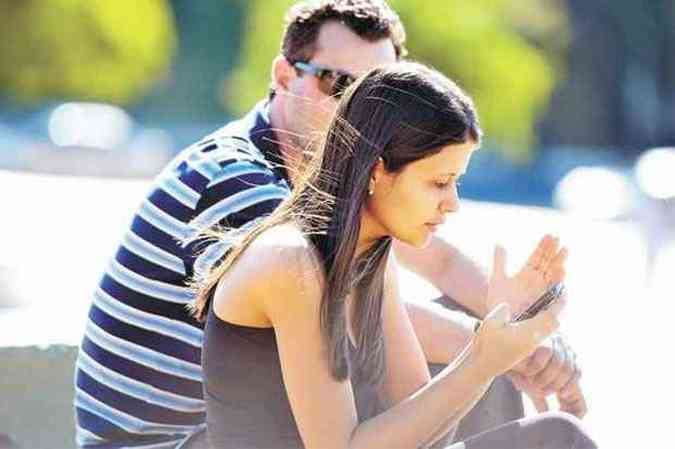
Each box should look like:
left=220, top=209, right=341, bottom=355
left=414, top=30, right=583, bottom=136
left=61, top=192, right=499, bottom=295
left=222, top=223, right=325, bottom=310
left=246, top=223, right=321, bottom=275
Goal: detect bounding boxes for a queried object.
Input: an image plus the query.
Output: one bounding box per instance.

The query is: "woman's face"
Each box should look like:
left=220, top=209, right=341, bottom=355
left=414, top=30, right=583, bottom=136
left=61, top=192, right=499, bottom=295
left=363, top=141, right=478, bottom=248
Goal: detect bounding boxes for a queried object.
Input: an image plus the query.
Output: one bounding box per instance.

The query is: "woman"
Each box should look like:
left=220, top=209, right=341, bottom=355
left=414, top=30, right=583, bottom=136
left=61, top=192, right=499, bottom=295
left=191, top=62, right=596, bottom=449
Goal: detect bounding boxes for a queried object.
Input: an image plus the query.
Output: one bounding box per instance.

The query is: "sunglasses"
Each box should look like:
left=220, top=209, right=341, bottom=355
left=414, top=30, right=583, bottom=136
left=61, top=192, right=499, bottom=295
left=292, top=61, right=357, bottom=99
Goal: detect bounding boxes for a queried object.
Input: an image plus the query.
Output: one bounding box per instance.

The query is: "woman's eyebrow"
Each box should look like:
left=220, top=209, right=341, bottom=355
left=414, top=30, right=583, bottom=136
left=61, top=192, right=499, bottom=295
left=436, top=171, right=464, bottom=178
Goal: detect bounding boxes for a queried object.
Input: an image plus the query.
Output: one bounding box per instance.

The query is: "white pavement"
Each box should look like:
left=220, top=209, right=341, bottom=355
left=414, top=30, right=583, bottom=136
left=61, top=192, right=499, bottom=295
left=1, top=169, right=673, bottom=447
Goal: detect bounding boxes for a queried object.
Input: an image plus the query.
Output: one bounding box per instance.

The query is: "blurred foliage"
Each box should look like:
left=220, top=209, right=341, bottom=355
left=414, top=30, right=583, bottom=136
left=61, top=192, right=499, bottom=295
left=0, top=0, right=177, bottom=106
left=136, top=0, right=248, bottom=123
left=224, top=1, right=291, bottom=116
left=226, top=0, right=568, bottom=160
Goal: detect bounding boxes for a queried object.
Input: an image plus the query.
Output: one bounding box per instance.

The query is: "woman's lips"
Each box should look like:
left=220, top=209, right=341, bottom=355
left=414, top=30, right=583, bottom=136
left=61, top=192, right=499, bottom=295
left=425, top=220, right=445, bottom=232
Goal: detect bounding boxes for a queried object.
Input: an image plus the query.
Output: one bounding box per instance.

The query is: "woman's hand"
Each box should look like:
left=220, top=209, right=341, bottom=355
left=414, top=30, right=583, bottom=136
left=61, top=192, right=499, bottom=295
left=472, top=299, right=565, bottom=378
left=486, top=235, right=567, bottom=318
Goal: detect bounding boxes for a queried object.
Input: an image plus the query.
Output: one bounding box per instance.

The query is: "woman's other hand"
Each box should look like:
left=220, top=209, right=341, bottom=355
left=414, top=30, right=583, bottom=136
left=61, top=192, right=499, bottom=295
left=486, top=235, right=567, bottom=317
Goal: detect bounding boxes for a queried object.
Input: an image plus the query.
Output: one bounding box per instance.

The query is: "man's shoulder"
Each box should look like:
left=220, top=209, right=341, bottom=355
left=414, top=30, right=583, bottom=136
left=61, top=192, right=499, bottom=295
left=162, top=108, right=279, bottom=185
left=191, top=119, right=268, bottom=169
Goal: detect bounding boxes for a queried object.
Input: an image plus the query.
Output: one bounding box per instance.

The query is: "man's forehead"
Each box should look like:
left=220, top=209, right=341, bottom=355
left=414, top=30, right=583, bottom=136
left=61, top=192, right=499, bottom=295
left=312, top=22, right=397, bottom=74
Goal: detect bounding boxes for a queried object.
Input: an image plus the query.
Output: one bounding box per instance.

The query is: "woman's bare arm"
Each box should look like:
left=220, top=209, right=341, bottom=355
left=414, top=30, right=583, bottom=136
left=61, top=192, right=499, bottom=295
left=223, top=230, right=561, bottom=449
left=375, top=252, right=491, bottom=447
left=377, top=251, right=431, bottom=408
left=265, top=246, right=493, bottom=449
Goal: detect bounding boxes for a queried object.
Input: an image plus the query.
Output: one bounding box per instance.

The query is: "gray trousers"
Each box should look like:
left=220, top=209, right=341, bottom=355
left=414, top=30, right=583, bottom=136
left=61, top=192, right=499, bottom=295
left=428, top=296, right=596, bottom=449
left=445, top=412, right=597, bottom=449
left=181, top=412, right=596, bottom=449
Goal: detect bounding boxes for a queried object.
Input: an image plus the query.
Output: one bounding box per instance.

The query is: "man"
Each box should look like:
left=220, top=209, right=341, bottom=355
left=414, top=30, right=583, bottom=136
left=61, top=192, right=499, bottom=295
left=74, top=1, right=585, bottom=447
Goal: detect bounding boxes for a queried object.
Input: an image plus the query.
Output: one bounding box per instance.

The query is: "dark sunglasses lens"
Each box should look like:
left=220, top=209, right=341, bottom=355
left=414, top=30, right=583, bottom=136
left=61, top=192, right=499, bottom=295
left=321, top=74, right=354, bottom=98
left=333, top=75, right=355, bottom=98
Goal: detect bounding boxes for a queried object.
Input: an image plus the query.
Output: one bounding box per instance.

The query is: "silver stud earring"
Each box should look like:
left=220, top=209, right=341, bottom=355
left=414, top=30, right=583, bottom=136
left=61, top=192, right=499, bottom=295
left=368, top=186, right=374, bottom=196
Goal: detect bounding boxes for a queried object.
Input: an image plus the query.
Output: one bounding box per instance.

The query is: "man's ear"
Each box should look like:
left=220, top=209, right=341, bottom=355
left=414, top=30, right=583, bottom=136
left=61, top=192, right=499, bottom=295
left=271, top=55, right=297, bottom=94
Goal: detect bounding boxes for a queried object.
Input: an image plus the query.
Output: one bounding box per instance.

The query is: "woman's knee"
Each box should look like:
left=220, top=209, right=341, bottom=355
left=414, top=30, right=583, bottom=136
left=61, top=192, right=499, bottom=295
left=533, top=412, right=596, bottom=449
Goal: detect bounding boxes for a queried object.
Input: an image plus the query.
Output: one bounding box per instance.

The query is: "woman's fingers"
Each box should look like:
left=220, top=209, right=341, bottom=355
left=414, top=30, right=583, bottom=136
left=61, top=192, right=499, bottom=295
left=538, top=237, right=560, bottom=275
left=479, top=289, right=566, bottom=377
left=524, top=236, right=569, bottom=291
left=477, top=302, right=559, bottom=376
left=491, top=245, right=508, bottom=282
left=546, top=247, right=568, bottom=285
left=526, top=235, right=552, bottom=270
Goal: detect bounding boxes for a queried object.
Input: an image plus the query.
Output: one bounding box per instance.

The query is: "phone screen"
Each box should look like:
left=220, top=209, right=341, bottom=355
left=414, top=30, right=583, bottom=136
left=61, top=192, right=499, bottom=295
left=513, top=283, right=565, bottom=322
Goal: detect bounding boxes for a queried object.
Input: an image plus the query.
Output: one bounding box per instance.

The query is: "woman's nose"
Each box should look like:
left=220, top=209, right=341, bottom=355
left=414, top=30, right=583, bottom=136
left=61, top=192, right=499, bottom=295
left=440, top=189, right=459, bottom=214
left=440, top=195, right=459, bottom=214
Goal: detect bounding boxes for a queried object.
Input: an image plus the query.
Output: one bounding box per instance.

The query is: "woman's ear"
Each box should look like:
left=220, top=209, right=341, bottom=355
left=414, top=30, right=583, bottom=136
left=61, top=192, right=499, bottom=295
left=369, top=157, right=388, bottom=194
left=372, top=157, right=387, bottom=181
left=271, top=55, right=297, bottom=95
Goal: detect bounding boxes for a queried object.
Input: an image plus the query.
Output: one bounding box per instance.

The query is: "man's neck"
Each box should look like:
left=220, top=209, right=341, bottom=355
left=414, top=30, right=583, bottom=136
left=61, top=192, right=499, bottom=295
left=268, top=98, right=305, bottom=186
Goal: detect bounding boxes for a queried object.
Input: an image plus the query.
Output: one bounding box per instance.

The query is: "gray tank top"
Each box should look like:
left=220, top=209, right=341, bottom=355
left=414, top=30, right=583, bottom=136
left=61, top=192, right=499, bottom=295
left=202, top=306, right=382, bottom=449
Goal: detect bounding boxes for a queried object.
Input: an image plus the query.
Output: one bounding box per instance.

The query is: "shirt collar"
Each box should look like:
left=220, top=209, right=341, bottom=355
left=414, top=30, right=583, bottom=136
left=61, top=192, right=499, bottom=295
left=249, top=101, right=291, bottom=185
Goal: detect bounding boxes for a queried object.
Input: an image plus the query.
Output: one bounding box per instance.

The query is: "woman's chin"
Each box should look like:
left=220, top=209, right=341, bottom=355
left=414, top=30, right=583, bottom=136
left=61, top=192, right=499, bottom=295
left=398, top=230, right=433, bottom=249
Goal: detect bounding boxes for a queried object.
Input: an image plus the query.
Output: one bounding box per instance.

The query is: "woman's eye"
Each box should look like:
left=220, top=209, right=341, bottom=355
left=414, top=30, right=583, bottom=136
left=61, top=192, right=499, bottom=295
left=434, top=180, right=461, bottom=190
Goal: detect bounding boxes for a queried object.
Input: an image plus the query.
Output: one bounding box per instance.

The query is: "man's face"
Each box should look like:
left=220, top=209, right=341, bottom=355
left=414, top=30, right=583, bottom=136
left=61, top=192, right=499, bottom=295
left=284, top=21, right=397, bottom=148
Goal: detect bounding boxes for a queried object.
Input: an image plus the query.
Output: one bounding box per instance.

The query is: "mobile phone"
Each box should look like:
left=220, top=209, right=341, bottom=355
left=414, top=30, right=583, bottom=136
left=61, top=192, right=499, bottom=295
left=513, top=283, right=566, bottom=322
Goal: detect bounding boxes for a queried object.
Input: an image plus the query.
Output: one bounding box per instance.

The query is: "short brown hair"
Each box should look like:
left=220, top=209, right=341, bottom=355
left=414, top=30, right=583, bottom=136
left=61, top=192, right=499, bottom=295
left=281, top=0, right=407, bottom=63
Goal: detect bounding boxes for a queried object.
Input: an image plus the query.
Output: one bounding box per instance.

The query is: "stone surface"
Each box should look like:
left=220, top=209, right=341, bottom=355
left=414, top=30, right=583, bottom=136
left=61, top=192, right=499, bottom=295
left=0, top=345, right=78, bottom=449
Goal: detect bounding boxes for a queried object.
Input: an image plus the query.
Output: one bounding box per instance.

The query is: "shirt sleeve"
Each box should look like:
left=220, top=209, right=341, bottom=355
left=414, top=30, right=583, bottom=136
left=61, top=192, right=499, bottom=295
left=186, top=155, right=290, bottom=278
left=195, top=158, right=289, bottom=229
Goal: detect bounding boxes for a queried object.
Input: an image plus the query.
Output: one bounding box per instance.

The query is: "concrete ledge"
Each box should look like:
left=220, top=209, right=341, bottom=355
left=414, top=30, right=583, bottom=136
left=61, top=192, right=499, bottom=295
left=0, top=344, right=524, bottom=449
left=0, top=345, right=78, bottom=449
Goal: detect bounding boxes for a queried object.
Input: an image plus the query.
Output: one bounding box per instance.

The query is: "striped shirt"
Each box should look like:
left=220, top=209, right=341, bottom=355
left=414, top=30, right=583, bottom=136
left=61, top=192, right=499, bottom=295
left=74, top=102, right=291, bottom=448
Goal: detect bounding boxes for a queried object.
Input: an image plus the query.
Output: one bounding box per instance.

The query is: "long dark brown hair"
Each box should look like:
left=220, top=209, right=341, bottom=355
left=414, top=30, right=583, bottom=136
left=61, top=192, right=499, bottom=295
left=190, top=61, right=482, bottom=385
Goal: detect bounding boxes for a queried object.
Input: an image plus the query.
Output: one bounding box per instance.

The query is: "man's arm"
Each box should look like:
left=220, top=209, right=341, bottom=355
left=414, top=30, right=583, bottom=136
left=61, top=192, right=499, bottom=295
left=403, top=301, right=475, bottom=365
left=392, top=236, right=485, bottom=364
left=393, top=236, right=489, bottom=318
left=393, top=235, right=489, bottom=365
left=394, top=237, right=589, bottom=419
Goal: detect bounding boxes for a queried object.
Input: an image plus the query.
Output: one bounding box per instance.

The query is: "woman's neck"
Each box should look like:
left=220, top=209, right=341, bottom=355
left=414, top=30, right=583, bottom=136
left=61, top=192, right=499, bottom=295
left=355, top=208, right=386, bottom=258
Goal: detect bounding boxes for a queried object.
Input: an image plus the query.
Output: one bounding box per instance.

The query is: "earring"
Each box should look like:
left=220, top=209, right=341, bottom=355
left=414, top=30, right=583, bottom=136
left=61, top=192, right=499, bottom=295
left=368, top=186, right=374, bottom=196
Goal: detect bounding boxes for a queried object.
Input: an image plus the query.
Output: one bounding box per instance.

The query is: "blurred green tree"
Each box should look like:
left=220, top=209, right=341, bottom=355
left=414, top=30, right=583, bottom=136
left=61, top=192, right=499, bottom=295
left=0, top=0, right=177, bottom=106
left=226, top=0, right=568, bottom=159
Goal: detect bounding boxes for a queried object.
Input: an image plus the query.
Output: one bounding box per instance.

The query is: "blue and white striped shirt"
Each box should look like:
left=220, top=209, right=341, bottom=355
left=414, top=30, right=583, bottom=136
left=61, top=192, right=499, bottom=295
left=74, top=102, right=291, bottom=448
